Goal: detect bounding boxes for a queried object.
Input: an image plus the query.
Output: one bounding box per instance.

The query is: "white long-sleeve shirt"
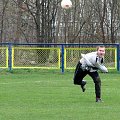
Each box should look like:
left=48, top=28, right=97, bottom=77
left=80, top=52, right=108, bottom=72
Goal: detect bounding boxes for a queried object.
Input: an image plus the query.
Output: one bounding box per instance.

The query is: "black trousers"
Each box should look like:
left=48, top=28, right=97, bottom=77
left=73, top=61, right=101, bottom=98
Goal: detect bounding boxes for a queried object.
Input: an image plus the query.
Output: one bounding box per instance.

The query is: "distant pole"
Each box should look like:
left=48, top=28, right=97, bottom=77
left=8, top=43, right=12, bottom=71
left=61, top=45, right=64, bottom=73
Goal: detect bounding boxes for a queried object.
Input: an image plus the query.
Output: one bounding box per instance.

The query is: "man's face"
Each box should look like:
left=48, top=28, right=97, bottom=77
left=97, top=47, right=105, bottom=58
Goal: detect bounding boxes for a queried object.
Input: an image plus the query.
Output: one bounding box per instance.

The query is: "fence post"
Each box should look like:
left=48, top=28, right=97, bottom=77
left=61, top=44, right=64, bottom=73
left=117, top=43, right=120, bottom=71
left=8, top=43, right=12, bottom=71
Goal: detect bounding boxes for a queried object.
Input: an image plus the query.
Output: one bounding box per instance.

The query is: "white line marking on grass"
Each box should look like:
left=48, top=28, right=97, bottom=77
left=0, top=80, right=43, bottom=85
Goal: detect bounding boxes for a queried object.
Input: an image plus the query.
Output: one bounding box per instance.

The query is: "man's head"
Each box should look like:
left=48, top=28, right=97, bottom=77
left=96, top=46, right=105, bottom=58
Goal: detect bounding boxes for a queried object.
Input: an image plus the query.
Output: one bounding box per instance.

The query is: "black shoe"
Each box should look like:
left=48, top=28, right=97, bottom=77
left=81, top=80, right=86, bottom=92
left=96, top=98, right=102, bottom=102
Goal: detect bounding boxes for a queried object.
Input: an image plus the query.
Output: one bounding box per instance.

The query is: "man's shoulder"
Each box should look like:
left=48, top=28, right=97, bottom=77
left=86, top=51, right=97, bottom=56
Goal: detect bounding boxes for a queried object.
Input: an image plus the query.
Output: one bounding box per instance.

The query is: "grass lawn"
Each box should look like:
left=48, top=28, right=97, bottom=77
left=0, top=69, right=120, bottom=120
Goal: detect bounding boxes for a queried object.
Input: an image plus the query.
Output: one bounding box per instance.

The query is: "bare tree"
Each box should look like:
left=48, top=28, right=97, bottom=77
left=0, top=0, right=120, bottom=43
left=0, top=0, right=9, bottom=42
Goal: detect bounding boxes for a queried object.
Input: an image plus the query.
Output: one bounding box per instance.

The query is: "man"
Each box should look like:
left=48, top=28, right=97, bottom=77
left=73, top=46, right=108, bottom=102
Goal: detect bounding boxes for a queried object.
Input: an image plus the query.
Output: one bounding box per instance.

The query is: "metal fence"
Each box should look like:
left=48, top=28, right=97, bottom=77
left=12, top=47, right=60, bottom=69
left=0, top=43, right=119, bottom=72
left=64, top=47, right=117, bottom=69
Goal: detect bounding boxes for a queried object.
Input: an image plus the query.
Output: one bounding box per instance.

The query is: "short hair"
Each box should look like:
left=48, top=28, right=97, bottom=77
left=96, top=46, right=105, bottom=51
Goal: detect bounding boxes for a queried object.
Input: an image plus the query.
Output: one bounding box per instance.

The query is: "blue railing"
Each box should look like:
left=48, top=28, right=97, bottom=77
left=0, top=42, right=119, bottom=72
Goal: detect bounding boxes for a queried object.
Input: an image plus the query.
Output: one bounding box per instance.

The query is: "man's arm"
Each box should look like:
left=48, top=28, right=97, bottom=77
left=94, top=62, right=108, bottom=73
left=81, top=53, right=108, bottom=73
left=81, top=54, right=93, bottom=66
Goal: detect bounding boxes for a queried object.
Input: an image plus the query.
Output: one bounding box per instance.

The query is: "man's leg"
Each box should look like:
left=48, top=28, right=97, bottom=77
left=81, top=80, right=87, bottom=92
left=88, top=71, right=101, bottom=102
left=73, top=62, right=87, bottom=92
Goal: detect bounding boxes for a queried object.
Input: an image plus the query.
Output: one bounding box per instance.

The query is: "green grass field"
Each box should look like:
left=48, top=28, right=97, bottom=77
left=0, top=69, right=120, bottom=120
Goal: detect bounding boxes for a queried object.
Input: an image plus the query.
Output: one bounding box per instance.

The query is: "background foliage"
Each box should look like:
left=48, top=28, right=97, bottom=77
left=0, top=0, right=120, bottom=43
